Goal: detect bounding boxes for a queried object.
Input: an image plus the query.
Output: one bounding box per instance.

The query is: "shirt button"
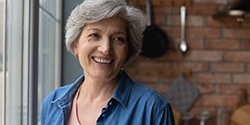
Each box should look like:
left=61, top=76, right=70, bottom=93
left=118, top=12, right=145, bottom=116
left=109, top=101, right=113, bottom=106
left=102, top=114, right=106, bottom=117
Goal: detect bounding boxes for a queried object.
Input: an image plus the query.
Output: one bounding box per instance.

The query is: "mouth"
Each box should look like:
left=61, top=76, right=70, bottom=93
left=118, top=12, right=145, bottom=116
left=92, top=57, right=114, bottom=64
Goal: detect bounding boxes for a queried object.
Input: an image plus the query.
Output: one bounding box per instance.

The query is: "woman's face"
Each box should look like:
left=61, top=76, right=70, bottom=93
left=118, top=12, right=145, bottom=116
left=73, top=16, right=128, bottom=81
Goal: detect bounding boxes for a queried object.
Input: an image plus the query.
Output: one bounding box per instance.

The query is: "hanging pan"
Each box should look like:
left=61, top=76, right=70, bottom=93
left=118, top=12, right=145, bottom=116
left=141, top=0, right=169, bottom=58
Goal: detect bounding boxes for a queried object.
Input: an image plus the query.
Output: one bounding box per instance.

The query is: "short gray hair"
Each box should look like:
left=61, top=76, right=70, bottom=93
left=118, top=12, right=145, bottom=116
left=65, top=0, right=146, bottom=64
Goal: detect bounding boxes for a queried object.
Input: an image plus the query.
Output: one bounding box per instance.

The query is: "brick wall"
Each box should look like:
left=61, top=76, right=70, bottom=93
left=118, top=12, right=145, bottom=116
left=126, top=0, right=250, bottom=125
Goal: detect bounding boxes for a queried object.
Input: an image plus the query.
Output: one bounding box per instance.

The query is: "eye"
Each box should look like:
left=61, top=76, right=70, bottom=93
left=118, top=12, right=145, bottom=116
left=88, top=33, right=100, bottom=38
left=87, top=33, right=101, bottom=42
left=113, top=36, right=127, bottom=44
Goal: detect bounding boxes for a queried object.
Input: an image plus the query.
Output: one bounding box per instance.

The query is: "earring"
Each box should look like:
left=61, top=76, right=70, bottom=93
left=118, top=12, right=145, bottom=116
left=75, top=54, right=79, bottom=58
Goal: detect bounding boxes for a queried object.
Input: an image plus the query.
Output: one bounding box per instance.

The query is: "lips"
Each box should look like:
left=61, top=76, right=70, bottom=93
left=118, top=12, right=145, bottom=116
left=92, top=57, right=114, bottom=64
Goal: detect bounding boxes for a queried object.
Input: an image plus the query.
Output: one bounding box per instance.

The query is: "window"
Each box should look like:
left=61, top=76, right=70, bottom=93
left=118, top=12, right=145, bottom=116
left=2, top=0, right=62, bottom=124
left=0, top=0, right=5, bottom=124
left=38, top=0, right=62, bottom=123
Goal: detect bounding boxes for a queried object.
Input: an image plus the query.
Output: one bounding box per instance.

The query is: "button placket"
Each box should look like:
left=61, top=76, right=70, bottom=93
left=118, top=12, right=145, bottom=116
left=109, top=101, right=113, bottom=106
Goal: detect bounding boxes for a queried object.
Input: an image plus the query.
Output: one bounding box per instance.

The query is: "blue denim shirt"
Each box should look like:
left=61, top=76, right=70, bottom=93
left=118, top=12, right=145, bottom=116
left=41, top=71, right=175, bottom=125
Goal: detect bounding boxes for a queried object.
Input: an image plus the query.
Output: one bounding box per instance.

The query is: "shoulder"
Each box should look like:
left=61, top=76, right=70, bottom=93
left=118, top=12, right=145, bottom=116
left=131, top=80, right=168, bottom=104
left=41, top=83, right=73, bottom=117
left=42, top=75, right=84, bottom=104
left=42, top=83, right=73, bottom=104
left=40, top=83, right=73, bottom=124
left=130, top=81, right=175, bottom=124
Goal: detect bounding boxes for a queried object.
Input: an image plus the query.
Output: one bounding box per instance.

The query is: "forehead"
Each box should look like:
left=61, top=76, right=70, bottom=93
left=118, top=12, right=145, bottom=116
left=83, top=16, right=128, bottom=32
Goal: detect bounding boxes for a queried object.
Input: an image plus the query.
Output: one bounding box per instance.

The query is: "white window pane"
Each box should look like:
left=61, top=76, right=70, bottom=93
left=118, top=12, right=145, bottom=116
left=38, top=0, right=61, bottom=123
left=0, top=0, right=4, bottom=124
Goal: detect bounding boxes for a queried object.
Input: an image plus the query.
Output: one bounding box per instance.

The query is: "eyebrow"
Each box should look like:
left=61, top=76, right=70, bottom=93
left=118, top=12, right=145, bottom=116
left=86, top=27, right=127, bottom=35
left=85, top=28, right=101, bottom=32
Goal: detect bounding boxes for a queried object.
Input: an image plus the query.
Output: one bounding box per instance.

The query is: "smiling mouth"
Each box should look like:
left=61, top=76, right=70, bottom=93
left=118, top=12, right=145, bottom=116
left=92, top=57, right=114, bottom=64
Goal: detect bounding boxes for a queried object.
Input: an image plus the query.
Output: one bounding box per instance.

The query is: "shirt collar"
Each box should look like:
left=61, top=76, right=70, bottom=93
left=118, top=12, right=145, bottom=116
left=55, top=70, right=133, bottom=108
left=111, top=70, right=133, bottom=107
left=54, top=75, right=84, bottom=107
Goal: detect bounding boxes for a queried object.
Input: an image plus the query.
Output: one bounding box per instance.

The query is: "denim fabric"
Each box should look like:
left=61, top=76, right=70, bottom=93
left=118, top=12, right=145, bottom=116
left=41, top=71, right=175, bottom=125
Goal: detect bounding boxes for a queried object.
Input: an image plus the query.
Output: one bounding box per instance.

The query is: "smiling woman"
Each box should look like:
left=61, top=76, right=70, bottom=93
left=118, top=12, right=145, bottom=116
left=41, top=0, right=175, bottom=125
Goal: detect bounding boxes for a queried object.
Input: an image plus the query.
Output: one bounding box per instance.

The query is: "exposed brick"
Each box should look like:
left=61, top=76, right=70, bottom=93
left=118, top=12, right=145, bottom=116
left=197, top=83, right=216, bottom=94
left=172, top=62, right=209, bottom=72
left=154, top=6, right=169, bottom=15
left=188, top=4, right=217, bottom=15
left=233, top=74, right=250, bottom=84
left=151, top=0, right=161, bottom=5
left=187, top=27, right=221, bottom=39
left=186, top=38, right=205, bottom=49
left=187, top=50, right=223, bottom=62
left=162, top=50, right=184, bottom=61
left=247, top=64, right=250, bottom=72
left=187, top=15, right=204, bottom=27
left=207, top=39, right=241, bottom=50
left=225, top=51, right=250, bottom=62
left=128, top=60, right=172, bottom=69
left=167, top=15, right=180, bottom=26
left=205, top=16, right=225, bottom=27
left=218, top=84, right=241, bottom=94
left=223, top=28, right=250, bottom=39
left=197, top=73, right=231, bottom=84
left=144, top=82, right=170, bottom=93
left=210, top=63, right=245, bottom=73
left=242, top=40, right=250, bottom=50
left=204, top=16, right=243, bottom=28
left=163, top=26, right=180, bottom=38
left=202, top=95, right=238, bottom=106
left=242, top=21, right=250, bottom=28
left=153, top=14, right=166, bottom=25
left=193, top=0, right=227, bottom=4
left=167, top=15, right=204, bottom=27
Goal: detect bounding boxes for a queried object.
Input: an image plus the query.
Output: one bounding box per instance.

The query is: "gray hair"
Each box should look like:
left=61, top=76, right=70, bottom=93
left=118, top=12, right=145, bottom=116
left=65, top=0, right=146, bottom=64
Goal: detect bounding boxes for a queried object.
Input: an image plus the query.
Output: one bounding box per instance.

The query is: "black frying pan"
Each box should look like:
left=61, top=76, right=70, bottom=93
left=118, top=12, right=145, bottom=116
left=141, top=0, right=169, bottom=58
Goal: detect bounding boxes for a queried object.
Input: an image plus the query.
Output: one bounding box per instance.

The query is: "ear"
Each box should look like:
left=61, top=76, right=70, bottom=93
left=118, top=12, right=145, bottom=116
left=72, top=43, right=79, bottom=57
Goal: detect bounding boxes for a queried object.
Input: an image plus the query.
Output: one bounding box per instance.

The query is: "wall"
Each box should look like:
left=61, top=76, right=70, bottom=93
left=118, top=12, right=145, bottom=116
left=62, top=0, right=84, bottom=84
left=126, top=0, right=250, bottom=125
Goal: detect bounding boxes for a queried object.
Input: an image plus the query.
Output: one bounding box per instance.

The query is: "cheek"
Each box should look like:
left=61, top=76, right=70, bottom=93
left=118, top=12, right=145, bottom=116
left=117, top=46, right=129, bottom=63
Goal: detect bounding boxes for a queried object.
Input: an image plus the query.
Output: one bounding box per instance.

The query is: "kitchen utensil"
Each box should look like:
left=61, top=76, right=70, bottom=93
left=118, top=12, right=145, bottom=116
left=231, top=88, right=250, bottom=125
left=173, top=108, right=180, bottom=125
left=196, top=111, right=211, bottom=125
left=141, top=0, right=169, bottom=58
left=178, top=5, right=188, bottom=53
left=181, top=112, right=194, bottom=125
left=231, top=105, right=250, bottom=125
left=165, top=75, right=199, bottom=113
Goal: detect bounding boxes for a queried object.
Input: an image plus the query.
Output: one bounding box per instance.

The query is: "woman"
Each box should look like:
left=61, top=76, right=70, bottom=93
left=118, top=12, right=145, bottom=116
left=41, top=0, right=175, bottom=125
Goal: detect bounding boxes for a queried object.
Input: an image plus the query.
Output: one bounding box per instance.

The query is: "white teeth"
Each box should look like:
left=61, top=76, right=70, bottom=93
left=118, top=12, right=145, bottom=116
left=94, top=57, right=112, bottom=64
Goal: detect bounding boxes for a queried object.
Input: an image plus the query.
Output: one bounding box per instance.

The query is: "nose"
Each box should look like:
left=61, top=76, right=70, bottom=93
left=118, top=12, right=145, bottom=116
left=98, top=38, right=113, bottom=55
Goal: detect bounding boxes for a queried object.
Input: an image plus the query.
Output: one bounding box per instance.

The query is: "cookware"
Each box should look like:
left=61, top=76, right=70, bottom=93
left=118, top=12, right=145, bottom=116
left=231, top=105, right=250, bottom=125
left=231, top=88, right=250, bottom=125
left=165, top=75, right=199, bottom=113
left=196, top=111, right=211, bottom=125
left=178, top=5, right=188, bottom=53
left=141, top=0, right=169, bottom=58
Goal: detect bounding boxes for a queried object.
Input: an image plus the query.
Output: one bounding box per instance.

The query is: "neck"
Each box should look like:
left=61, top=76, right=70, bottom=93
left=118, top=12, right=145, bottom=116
left=78, top=75, right=119, bottom=105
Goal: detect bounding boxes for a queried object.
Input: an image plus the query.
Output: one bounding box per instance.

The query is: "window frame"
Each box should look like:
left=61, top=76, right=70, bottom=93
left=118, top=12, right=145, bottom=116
left=2, top=0, right=62, bottom=124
